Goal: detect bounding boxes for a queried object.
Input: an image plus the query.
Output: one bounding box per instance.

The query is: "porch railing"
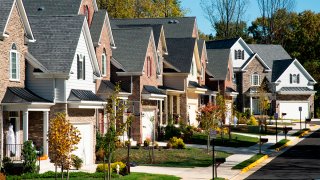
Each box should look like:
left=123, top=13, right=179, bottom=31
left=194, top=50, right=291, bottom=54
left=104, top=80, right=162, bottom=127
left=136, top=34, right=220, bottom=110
left=5, top=144, right=23, bottom=161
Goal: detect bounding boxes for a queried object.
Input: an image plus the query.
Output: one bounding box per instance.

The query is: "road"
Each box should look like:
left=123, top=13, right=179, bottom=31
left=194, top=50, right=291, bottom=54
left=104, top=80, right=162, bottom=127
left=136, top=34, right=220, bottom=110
left=246, top=129, right=320, bottom=179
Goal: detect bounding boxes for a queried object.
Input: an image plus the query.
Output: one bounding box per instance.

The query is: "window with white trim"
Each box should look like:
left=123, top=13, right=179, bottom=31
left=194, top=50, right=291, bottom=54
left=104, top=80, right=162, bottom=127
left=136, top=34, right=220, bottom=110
left=251, top=72, right=260, bottom=86
left=234, top=49, right=244, bottom=60
left=101, top=49, right=107, bottom=76
left=77, top=54, right=85, bottom=80
left=10, top=43, right=19, bottom=80
left=290, top=73, right=300, bottom=84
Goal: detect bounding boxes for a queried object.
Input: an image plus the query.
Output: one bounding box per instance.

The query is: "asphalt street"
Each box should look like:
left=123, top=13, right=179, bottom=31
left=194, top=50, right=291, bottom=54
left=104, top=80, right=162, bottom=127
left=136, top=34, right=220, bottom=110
left=246, top=129, right=320, bottom=179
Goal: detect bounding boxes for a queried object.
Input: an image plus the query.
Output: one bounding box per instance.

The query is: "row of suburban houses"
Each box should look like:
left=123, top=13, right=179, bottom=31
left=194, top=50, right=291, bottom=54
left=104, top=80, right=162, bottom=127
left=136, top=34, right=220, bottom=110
left=0, top=0, right=316, bottom=166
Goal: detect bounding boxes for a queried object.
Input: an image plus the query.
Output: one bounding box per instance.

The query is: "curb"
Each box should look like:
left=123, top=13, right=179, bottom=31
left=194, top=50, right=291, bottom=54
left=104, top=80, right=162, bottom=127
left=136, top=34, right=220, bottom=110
left=298, top=130, right=310, bottom=138
left=275, top=140, right=292, bottom=152
left=240, top=155, right=269, bottom=174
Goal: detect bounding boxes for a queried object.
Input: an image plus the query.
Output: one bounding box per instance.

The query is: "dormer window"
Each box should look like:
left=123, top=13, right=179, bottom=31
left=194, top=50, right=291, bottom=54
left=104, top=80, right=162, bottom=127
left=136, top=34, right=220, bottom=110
left=235, top=49, right=244, bottom=60
left=10, top=43, right=19, bottom=81
left=101, top=49, right=107, bottom=76
left=290, top=74, right=300, bottom=84
left=77, top=54, right=85, bottom=80
left=251, top=72, right=260, bottom=86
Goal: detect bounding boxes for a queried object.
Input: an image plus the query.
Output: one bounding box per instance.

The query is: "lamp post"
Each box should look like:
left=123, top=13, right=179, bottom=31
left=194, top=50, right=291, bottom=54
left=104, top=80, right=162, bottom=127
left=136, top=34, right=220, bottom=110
left=299, top=107, right=302, bottom=130
left=274, top=112, right=278, bottom=143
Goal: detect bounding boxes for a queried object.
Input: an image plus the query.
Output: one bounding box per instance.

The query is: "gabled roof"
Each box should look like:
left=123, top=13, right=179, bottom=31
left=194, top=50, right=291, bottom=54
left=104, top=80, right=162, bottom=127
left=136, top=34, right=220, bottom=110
left=248, top=44, right=292, bottom=68
left=164, top=38, right=196, bottom=73
left=98, top=80, right=130, bottom=94
left=28, top=15, right=99, bottom=75
left=68, top=89, right=104, bottom=101
left=206, top=37, right=239, bottom=49
left=2, top=87, right=51, bottom=103
left=23, top=0, right=98, bottom=16
left=142, top=85, right=165, bottom=95
left=206, top=49, right=230, bottom=80
left=197, top=39, right=205, bottom=59
left=0, top=0, right=35, bottom=40
left=111, top=27, right=153, bottom=73
left=111, top=17, right=196, bottom=38
left=241, top=53, right=271, bottom=71
left=272, top=59, right=294, bottom=82
left=90, top=10, right=115, bottom=47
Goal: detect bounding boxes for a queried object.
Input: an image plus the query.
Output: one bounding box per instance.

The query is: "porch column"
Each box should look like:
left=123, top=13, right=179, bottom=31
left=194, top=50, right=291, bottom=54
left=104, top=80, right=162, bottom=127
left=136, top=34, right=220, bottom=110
left=250, top=96, right=253, bottom=115
left=213, top=95, right=217, bottom=105
left=159, top=100, right=163, bottom=125
left=164, top=96, right=168, bottom=125
left=43, top=111, right=49, bottom=156
left=177, top=95, right=180, bottom=114
left=23, top=110, right=29, bottom=142
left=209, top=95, right=212, bottom=104
left=169, top=95, right=173, bottom=115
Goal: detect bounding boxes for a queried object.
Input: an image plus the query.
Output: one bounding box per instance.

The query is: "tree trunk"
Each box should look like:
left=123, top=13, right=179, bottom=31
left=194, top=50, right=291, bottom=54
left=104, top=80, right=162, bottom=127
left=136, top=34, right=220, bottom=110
left=108, top=151, right=112, bottom=180
left=104, top=154, right=106, bottom=180
left=67, top=168, right=70, bottom=180
left=61, top=164, right=64, bottom=179
left=55, top=163, right=57, bottom=180
left=207, top=134, right=210, bottom=154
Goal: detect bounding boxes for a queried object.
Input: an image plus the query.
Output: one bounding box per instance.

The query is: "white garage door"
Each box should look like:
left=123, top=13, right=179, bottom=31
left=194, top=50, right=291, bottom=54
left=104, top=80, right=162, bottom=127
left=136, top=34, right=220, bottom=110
left=279, top=102, right=309, bottom=119
left=188, top=104, right=197, bottom=126
left=72, top=123, right=93, bottom=166
left=142, top=110, right=155, bottom=142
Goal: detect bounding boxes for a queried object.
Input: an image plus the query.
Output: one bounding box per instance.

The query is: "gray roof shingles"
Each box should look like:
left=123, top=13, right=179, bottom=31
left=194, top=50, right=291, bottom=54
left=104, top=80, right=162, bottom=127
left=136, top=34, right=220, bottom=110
left=2, top=87, right=51, bottom=103
left=142, top=85, right=165, bottom=95
left=68, top=89, right=104, bottom=101
left=164, top=38, right=196, bottom=73
left=90, top=10, right=107, bottom=45
left=272, top=59, right=294, bottom=81
left=111, top=17, right=196, bottom=38
left=23, top=0, right=82, bottom=16
left=206, top=38, right=239, bottom=49
left=197, top=39, right=204, bottom=58
left=28, top=15, right=84, bottom=73
left=111, top=27, right=152, bottom=73
left=0, top=0, right=13, bottom=33
left=206, top=49, right=230, bottom=80
left=279, top=87, right=314, bottom=92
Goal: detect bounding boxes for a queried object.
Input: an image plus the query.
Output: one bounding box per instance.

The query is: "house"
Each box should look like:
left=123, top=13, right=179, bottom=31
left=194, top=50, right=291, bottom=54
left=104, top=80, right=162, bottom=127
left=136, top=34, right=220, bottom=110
left=249, top=44, right=316, bottom=119
left=25, top=15, right=103, bottom=165
left=110, top=27, right=166, bottom=143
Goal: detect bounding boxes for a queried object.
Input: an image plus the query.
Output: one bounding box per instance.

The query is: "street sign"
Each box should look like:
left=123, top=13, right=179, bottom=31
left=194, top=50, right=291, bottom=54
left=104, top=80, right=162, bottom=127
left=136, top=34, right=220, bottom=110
left=274, top=112, right=278, bottom=120
left=299, top=107, right=302, bottom=111
left=210, top=129, right=217, bottom=139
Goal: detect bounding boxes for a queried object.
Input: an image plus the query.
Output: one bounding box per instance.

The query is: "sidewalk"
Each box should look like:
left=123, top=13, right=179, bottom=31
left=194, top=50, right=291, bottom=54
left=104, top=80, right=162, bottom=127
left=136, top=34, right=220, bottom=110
left=131, top=120, right=320, bottom=180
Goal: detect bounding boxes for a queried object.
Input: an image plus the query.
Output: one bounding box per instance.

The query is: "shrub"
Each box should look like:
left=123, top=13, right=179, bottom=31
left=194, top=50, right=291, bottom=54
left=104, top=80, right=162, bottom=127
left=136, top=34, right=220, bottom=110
left=22, top=141, right=38, bottom=173
left=154, top=141, right=159, bottom=149
left=71, top=154, right=83, bottom=170
left=143, top=138, right=151, bottom=147
left=96, top=148, right=105, bottom=162
left=2, top=157, right=14, bottom=175
left=164, top=125, right=182, bottom=139
left=96, top=162, right=126, bottom=174
left=168, top=137, right=185, bottom=149
left=115, top=140, right=124, bottom=148
left=166, top=142, right=172, bottom=149
left=247, top=116, right=258, bottom=126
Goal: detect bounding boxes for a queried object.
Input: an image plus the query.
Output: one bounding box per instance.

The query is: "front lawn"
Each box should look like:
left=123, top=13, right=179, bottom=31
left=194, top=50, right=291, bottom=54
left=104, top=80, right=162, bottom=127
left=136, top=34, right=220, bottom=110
left=7, top=172, right=180, bottom=180
left=231, top=125, right=280, bottom=135
left=232, top=153, right=265, bottom=169
left=268, top=139, right=290, bottom=149
left=187, top=133, right=259, bottom=147
left=113, top=147, right=231, bottom=168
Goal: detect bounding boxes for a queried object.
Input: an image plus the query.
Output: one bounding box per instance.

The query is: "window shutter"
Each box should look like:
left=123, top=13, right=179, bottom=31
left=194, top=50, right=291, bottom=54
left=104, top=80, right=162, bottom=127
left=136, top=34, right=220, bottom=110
left=150, top=58, right=152, bottom=76
left=83, top=56, right=86, bottom=80
left=77, top=55, right=80, bottom=79
left=297, top=74, right=300, bottom=84
left=242, top=50, right=244, bottom=60
left=234, top=50, right=237, bottom=59
left=289, top=74, right=292, bottom=84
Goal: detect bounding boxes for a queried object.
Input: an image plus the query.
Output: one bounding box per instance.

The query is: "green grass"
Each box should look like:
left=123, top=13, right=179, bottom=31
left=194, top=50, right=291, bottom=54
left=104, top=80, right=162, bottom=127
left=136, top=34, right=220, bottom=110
left=114, top=147, right=231, bottom=168
left=7, top=172, right=180, bottom=180
left=268, top=139, right=290, bottom=149
left=187, top=133, right=259, bottom=147
left=291, top=128, right=310, bottom=136
left=232, top=153, right=265, bottom=169
left=231, top=125, right=281, bottom=135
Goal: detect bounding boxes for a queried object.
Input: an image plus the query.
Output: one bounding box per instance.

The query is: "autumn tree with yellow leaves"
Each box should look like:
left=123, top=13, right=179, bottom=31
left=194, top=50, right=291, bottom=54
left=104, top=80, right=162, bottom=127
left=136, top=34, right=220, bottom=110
left=48, top=113, right=81, bottom=179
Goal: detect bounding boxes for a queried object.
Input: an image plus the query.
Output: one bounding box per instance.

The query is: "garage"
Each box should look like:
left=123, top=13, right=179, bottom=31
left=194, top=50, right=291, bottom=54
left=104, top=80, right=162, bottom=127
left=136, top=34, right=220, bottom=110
left=72, top=123, right=93, bottom=165
left=142, top=110, right=155, bottom=142
left=279, top=102, right=309, bottom=119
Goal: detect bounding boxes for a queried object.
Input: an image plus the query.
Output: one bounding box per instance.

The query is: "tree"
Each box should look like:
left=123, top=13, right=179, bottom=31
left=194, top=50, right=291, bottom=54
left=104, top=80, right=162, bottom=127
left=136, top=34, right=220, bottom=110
left=201, top=0, right=248, bottom=39
left=48, top=113, right=81, bottom=180
left=258, top=80, right=270, bottom=132
left=22, top=141, right=38, bottom=173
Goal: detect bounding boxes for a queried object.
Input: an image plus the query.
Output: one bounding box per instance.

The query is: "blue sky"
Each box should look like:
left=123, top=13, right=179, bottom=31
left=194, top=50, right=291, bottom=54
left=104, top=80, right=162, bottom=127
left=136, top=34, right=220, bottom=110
left=181, top=0, right=320, bottom=35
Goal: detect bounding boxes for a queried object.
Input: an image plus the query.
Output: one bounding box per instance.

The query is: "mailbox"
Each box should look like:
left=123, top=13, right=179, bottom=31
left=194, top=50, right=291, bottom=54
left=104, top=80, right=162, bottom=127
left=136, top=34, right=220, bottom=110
left=260, top=138, right=268, bottom=144
left=215, top=157, right=226, bottom=164
left=305, top=118, right=311, bottom=123
left=283, top=127, right=293, bottom=134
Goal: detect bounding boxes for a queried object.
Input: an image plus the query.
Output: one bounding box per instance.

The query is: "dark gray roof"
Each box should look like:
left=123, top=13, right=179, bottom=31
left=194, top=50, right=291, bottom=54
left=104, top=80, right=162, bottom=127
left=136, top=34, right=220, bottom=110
left=206, top=38, right=239, bottom=49
left=110, top=19, right=162, bottom=46
left=226, top=87, right=237, bottom=92
left=0, top=0, right=13, bottom=33
left=279, top=87, right=314, bottom=92
left=98, top=80, right=130, bottom=94
left=90, top=10, right=107, bottom=46
left=28, top=16, right=84, bottom=73
left=206, top=49, right=230, bottom=80
left=248, top=44, right=292, bottom=68
left=23, top=0, right=82, bottom=16
left=188, top=81, right=201, bottom=88
left=164, top=38, right=196, bottom=73
left=158, top=85, right=183, bottom=92
left=111, top=17, right=196, bottom=38
left=142, top=85, right=165, bottom=95
left=198, top=39, right=205, bottom=58
left=68, top=89, right=104, bottom=101
left=272, top=59, right=294, bottom=81
left=2, top=87, right=51, bottom=103
left=112, top=28, right=152, bottom=72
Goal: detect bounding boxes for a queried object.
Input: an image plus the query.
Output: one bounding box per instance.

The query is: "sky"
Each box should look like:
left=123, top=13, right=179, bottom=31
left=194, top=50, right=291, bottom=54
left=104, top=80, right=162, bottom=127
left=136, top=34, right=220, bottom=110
left=180, top=0, right=320, bottom=35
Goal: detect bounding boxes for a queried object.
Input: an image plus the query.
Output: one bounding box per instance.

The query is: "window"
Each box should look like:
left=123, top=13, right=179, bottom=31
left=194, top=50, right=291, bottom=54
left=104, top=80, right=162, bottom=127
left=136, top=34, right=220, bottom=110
left=101, top=49, right=107, bottom=76
left=251, top=72, right=260, bottom=86
left=77, top=54, right=85, bottom=80
left=10, top=43, right=19, bottom=80
left=146, top=56, right=152, bottom=77
left=156, top=55, right=161, bottom=75
left=233, top=73, right=237, bottom=83
left=201, top=65, right=204, bottom=81
left=234, top=49, right=244, bottom=60
left=290, top=73, right=300, bottom=84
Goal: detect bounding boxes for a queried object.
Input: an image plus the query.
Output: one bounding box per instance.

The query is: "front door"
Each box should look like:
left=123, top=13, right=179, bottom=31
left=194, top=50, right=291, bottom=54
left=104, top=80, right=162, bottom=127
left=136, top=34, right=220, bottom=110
left=252, top=98, right=260, bottom=115
left=142, top=110, right=155, bottom=142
